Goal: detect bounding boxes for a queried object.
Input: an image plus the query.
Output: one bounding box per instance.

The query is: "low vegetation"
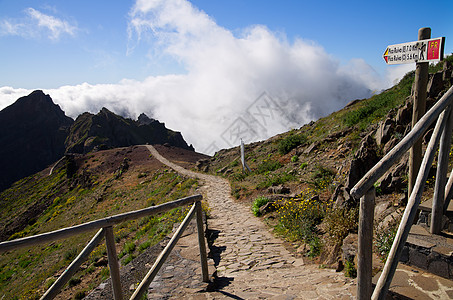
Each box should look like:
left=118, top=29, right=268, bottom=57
left=0, top=148, right=201, bottom=299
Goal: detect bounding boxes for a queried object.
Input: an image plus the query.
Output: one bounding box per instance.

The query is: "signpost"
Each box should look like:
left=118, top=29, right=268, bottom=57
left=361, top=27, right=447, bottom=300
left=383, top=37, right=445, bottom=65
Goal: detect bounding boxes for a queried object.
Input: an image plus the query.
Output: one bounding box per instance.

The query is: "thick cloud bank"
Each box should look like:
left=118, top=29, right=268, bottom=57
left=0, top=0, right=396, bottom=154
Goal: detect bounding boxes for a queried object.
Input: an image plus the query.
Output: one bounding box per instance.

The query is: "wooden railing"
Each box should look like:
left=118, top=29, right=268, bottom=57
left=351, top=85, right=453, bottom=300
left=0, top=194, right=209, bottom=300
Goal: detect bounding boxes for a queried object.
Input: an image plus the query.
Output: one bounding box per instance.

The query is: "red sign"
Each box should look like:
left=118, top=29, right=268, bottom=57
left=428, top=38, right=442, bottom=60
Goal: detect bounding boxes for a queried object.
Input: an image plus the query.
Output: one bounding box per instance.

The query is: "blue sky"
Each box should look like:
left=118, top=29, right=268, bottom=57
left=0, top=0, right=452, bottom=153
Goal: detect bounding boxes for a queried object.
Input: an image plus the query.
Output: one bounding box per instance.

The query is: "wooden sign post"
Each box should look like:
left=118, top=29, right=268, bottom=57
left=409, top=27, right=431, bottom=196
left=383, top=28, right=446, bottom=195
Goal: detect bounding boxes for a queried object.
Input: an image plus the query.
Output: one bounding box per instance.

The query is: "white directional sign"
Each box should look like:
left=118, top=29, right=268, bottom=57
left=383, top=37, right=445, bottom=65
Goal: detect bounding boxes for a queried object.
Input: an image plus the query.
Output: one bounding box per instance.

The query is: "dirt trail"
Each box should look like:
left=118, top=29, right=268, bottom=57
left=146, top=145, right=357, bottom=299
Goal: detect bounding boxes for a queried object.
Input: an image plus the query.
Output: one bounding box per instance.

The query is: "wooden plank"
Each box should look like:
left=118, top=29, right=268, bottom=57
left=40, top=229, right=105, bottom=300
left=432, top=106, right=453, bottom=233
left=130, top=203, right=197, bottom=300
left=105, top=226, right=123, bottom=300
left=195, top=201, right=210, bottom=282
left=372, top=108, right=448, bottom=300
left=357, top=187, right=375, bottom=300
left=351, top=85, right=453, bottom=199
left=0, top=194, right=202, bottom=253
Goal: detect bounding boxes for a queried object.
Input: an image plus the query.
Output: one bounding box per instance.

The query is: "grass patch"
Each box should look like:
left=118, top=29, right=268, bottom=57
left=256, top=172, right=295, bottom=189
left=251, top=196, right=271, bottom=217
left=256, top=159, right=282, bottom=174
left=343, top=71, right=413, bottom=130
left=278, top=133, right=307, bottom=155
left=310, top=165, right=335, bottom=190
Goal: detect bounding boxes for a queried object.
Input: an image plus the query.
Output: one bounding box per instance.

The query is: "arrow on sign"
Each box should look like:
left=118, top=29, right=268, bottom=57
left=383, top=48, right=389, bottom=63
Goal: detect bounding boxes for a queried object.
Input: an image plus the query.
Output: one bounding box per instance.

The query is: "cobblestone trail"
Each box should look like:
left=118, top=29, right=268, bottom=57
left=146, top=145, right=357, bottom=299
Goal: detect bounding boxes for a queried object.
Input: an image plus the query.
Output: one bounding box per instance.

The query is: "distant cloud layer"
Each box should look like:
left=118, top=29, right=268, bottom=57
left=0, top=7, right=77, bottom=40
left=0, top=0, right=403, bottom=154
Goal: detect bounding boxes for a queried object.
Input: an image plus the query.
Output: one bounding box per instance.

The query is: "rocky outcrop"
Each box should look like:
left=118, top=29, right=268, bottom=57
left=0, top=91, right=195, bottom=191
left=0, top=90, right=74, bottom=192
left=65, top=108, right=194, bottom=154
left=346, top=133, right=380, bottom=191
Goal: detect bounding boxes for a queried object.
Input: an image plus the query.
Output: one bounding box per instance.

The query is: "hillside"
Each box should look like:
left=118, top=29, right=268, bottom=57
left=202, top=56, right=453, bottom=265
left=0, top=145, right=208, bottom=299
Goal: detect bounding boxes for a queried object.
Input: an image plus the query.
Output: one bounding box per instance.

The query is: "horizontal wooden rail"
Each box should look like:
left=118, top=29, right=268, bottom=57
left=0, top=194, right=202, bottom=253
left=351, top=85, right=453, bottom=199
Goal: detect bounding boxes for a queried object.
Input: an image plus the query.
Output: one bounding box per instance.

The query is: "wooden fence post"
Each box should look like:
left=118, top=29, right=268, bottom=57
left=432, top=106, right=453, bottom=233
left=195, top=200, right=210, bottom=282
left=408, top=27, right=431, bottom=196
left=358, top=187, right=375, bottom=300
left=105, top=226, right=123, bottom=300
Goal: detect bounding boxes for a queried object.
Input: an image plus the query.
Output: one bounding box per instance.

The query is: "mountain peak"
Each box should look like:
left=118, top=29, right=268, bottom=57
left=137, top=113, right=156, bottom=126
left=0, top=91, right=74, bottom=191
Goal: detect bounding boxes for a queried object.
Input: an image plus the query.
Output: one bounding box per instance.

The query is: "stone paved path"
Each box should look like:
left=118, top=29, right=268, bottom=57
left=146, top=145, right=357, bottom=299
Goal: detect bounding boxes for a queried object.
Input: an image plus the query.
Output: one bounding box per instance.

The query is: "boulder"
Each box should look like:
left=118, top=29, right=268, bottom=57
left=396, top=100, right=412, bottom=126
left=443, top=60, right=452, bottom=82
left=196, top=159, right=210, bottom=171
left=268, top=185, right=291, bottom=194
left=304, top=142, right=319, bottom=155
left=375, top=118, right=395, bottom=146
left=427, top=72, right=444, bottom=98
left=342, top=233, right=358, bottom=263
left=346, top=133, right=380, bottom=191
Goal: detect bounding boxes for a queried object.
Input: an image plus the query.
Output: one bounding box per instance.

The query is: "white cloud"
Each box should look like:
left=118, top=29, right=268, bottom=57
left=0, top=7, right=77, bottom=40
left=1, top=0, right=401, bottom=154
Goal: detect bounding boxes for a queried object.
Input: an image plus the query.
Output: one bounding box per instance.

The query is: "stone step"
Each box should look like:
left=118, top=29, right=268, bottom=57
left=398, top=224, right=453, bottom=279
left=373, top=263, right=453, bottom=299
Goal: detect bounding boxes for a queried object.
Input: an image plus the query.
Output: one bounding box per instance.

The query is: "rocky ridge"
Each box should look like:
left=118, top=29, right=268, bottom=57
left=0, top=90, right=194, bottom=192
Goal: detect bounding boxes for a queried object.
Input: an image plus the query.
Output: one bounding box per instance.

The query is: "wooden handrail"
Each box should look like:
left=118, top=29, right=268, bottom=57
left=0, top=194, right=202, bottom=253
left=351, top=85, right=453, bottom=199
left=2, top=195, right=208, bottom=300
left=372, top=105, right=449, bottom=300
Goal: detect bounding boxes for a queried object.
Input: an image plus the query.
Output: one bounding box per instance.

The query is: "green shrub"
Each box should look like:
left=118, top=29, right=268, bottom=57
left=275, top=195, right=325, bottom=245
left=139, top=241, right=151, bottom=252
left=311, top=165, right=335, bottom=189
left=74, top=291, right=86, bottom=300
left=252, top=197, right=271, bottom=216
left=375, top=225, right=398, bottom=261
left=278, top=134, right=307, bottom=155
left=64, top=248, right=78, bottom=261
left=123, top=254, right=135, bottom=265
left=256, top=159, right=282, bottom=174
left=344, top=260, right=357, bottom=278
left=68, top=277, right=81, bottom=287
left=291, top=155, right=299, bottom=163
left=324, top=207, right=359, bottom=245
left=256, top=172, right=295, bottom=189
